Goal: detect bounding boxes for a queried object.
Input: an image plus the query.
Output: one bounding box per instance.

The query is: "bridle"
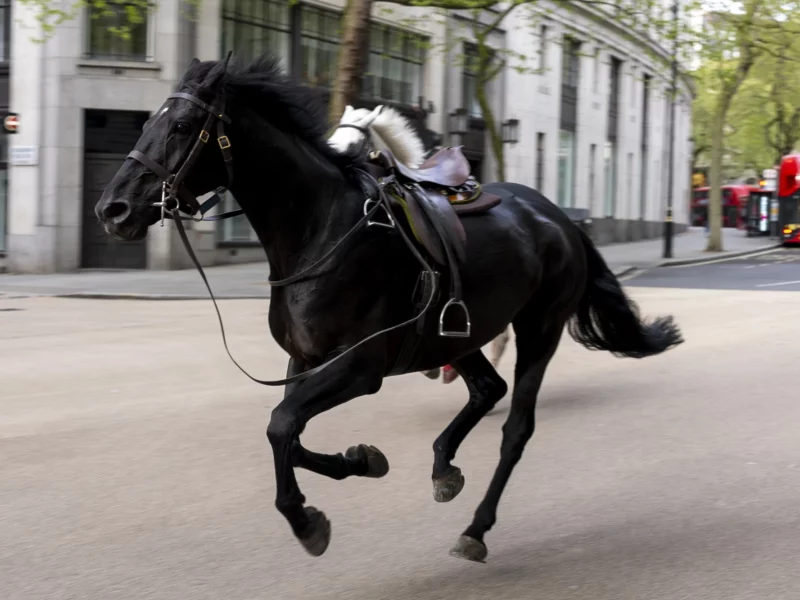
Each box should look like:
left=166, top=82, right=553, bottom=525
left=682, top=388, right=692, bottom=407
left=127, top=87, right=241, bottom=226
left=125, top=83, right=440, bottom=388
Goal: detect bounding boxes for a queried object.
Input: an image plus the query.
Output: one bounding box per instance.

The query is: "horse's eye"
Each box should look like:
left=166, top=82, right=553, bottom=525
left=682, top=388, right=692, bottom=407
left=175, top=122, right=192, bottom=134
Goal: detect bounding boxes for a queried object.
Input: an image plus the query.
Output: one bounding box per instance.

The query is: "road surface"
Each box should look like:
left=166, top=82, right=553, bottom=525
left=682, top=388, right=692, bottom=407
left=2, top=258, right=800, bottom=599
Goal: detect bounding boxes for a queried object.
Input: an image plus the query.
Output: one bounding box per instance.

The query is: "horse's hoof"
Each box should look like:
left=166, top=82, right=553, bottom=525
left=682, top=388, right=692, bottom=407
left=432, top=466, right=465, bottom=502
left=298, top=506, right=331, bottom=557
left=346, top=444, right=390, bottom=478
left=449, top=535, right=487, bottom=563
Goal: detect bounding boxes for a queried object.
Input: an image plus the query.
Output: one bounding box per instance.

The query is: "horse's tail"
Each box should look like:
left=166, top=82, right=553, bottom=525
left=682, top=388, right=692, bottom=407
left=567, top=229, right=683, bottom=358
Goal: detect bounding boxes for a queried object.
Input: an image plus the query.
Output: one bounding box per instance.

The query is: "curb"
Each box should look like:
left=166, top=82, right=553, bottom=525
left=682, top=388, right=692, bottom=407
left=612, top=266, right=639, bottom=278
left=655, top=243, right=782, bottom=268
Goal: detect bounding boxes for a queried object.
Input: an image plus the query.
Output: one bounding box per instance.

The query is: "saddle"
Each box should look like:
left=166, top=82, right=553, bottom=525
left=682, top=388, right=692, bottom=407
left=362, top=146, right=501, bottom=341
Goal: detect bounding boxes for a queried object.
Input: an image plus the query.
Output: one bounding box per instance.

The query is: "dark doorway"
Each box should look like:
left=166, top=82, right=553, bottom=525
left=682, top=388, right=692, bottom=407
left=81, top=109, right=149, bottom=269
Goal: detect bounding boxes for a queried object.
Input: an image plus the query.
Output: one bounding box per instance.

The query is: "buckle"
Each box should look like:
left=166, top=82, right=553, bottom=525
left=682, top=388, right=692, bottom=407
left=218, top=136, right=231, bottom=150
left=199, top=130, right=210, bottom=143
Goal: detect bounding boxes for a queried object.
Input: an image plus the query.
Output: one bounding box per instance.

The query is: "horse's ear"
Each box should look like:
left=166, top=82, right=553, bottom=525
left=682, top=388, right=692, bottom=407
left=366, top=105, right=383, bottom=123
left=222, top=50, right=233, bottom=70
left=205, top=51, right=233, bottom=91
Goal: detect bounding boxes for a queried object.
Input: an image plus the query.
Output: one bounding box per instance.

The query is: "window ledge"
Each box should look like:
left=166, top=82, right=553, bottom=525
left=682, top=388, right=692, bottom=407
left=77, top=59, right=162, bottom=72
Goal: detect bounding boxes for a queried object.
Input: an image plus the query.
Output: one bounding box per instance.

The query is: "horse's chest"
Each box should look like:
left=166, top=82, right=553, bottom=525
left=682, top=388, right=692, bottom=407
left=269, top=295, right=330, bottom=361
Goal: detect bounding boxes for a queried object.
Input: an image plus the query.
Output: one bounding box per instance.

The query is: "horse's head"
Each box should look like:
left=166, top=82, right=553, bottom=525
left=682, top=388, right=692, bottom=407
left=328, top=105, right=384, bottom=156
left=329, top=104, right=426, bottom=169
left=95, top=55, right=235, bottom=241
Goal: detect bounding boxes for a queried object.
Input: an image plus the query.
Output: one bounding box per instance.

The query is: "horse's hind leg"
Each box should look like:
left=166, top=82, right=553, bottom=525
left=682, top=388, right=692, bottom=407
left=284, top=358, right=389, bottom=482
left=450, top=316, right=565, bottom=563
left=490, top=327, right=510, bottom=368
left=432, top=350, right=507, bottom=502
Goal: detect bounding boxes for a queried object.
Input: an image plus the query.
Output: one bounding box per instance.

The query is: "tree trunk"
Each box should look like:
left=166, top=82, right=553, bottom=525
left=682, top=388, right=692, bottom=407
left=328, top=0, right=373, bottom=124
left=475, top=76, right=504, bottom=181
left=706, top=110, right=725, bottom=252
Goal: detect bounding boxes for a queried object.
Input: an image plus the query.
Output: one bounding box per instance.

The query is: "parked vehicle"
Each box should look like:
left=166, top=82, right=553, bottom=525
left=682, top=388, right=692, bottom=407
left=690, top=185, right=755, bottom=229
left=777, top=154, right=800, bottom=244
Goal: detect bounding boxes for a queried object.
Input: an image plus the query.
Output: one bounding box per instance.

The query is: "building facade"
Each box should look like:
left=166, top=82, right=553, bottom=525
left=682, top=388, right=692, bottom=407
left=2, top=0, right=693, bottom=273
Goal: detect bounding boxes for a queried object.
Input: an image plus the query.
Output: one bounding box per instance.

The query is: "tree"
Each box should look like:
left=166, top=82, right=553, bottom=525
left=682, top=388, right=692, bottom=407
left=690, top=0, right=800, bottom=251
left=18, top=0, right=155, bottom=42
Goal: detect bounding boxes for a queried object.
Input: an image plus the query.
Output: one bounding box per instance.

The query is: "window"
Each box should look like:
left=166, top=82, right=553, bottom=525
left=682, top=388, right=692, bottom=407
left=364, top=24, right=426, bottom=105
left=560, top=36, right=580, bottom=132
left=221, top=0, right=291, bottom=69
left=640, top=74, right=650, bottom=219
left=538, top=24, right=548, bottom=73
left=589, top=143, right=597, bottom=212
left=0, top=168, right=6, bottom=252
left=535, top=133, right=545, bottom=190
left=561, top=37, right=580, bottom=88
left=219, top=192, right=258, bottom=243
left=604, top=141, right=616, bottom=217
left=85, top=1, right=149, bottom=61
left=593, top=46, right=600, bottom=93
left=626, top=152, right=633, bottom=215
left=557, top=129, right=575, bottom=208
left=0, top=0, right=9, bottom=62
left=299, top=5, right=341, bottom=89
left=462, top=43, right=485, bottom=118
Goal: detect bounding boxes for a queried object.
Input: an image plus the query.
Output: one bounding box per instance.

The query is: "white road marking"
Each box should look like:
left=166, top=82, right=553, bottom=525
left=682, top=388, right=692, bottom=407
left=756, top=279, right=800, bottom=288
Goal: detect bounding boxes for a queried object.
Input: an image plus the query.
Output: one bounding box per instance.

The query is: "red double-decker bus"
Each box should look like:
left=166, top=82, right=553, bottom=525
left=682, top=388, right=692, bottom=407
left=777, top=154, right=800, bottom=244
left=691, top=184, right=755, bottom=229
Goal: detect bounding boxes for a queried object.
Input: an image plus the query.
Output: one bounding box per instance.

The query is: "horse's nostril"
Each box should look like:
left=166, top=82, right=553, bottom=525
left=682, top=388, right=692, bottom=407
left=102, top=200, right=131, bottom=223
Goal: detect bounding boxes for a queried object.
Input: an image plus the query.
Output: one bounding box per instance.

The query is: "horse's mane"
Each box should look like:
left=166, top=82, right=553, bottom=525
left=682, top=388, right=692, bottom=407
left=370, top=107, right=426, bottom=168
left=180, top=55, right=365, bottom=169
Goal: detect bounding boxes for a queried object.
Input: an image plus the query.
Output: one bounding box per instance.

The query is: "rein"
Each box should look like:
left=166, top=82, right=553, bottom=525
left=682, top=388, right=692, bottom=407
left=128, top=89, right=439, bottom=386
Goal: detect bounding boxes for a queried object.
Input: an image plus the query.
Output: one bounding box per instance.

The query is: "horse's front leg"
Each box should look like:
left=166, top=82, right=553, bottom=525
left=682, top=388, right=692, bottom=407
left=284, top=357, right=389, bottom=481
left=267, top=350, right=386, bottom=557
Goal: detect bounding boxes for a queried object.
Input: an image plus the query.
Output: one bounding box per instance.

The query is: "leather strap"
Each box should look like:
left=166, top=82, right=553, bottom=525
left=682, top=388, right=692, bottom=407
left=170, top=170, right=441, bottom=386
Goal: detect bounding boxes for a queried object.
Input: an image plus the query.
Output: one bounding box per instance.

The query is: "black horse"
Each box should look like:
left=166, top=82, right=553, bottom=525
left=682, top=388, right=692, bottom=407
left=95, top=55, right=683, bottom=563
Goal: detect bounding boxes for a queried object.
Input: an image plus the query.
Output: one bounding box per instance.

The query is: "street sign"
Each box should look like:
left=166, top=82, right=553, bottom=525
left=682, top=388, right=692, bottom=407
left=3, top=113, right=18, bottom=134
left=10, top=146, right=38, bottom=166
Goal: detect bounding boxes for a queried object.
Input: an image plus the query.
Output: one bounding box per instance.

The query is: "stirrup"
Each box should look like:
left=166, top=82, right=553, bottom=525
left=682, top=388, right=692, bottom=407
left=439, top=298, right=471, bottom=338
left=363, top=198, right=395, bottom=229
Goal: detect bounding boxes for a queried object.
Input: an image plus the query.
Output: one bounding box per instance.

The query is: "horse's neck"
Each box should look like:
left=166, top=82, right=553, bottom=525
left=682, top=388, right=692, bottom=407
left=229, top=128, right=359, bottom=279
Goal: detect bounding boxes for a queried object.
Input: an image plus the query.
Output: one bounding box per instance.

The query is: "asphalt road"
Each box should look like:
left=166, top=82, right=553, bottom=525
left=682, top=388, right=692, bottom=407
left=626, top=247, right=800, bottom=290
left=2, top=280, right=800, bottom=600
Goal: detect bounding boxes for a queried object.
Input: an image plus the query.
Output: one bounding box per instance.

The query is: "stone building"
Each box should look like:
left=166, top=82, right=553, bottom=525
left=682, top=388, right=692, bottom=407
left=2, top=0, right=693, bottom=272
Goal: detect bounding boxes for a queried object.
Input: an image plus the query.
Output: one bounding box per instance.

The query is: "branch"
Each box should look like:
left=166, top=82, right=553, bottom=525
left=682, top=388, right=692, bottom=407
left=390, top=0, right=500, bottom=8
left=486, top=57, right=506, bottom=82
left=765, top=116, right=780, bottom=153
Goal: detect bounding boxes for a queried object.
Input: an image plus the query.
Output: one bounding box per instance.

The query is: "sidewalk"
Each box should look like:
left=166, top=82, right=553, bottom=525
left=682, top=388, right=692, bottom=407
left=0, top=227, right=779, bottom=300
left=600, top=226, right=778, bottom=274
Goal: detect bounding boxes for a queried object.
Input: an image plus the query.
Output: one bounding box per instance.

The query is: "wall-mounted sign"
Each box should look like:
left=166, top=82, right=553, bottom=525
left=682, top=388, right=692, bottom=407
left=10, top=146, right=39, bottom=166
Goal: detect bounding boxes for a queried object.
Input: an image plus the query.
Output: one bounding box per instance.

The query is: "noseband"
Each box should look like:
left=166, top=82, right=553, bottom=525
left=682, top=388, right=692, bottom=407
left=127, top=89, right=240, bottom=225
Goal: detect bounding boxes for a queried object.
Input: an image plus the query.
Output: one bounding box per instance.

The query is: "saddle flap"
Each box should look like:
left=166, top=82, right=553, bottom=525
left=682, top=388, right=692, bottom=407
left=415, top=187, right=467, bottom=264
left=451, top=191, right=502, bottom=215
left=394, top=189, right=447, bottom=265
